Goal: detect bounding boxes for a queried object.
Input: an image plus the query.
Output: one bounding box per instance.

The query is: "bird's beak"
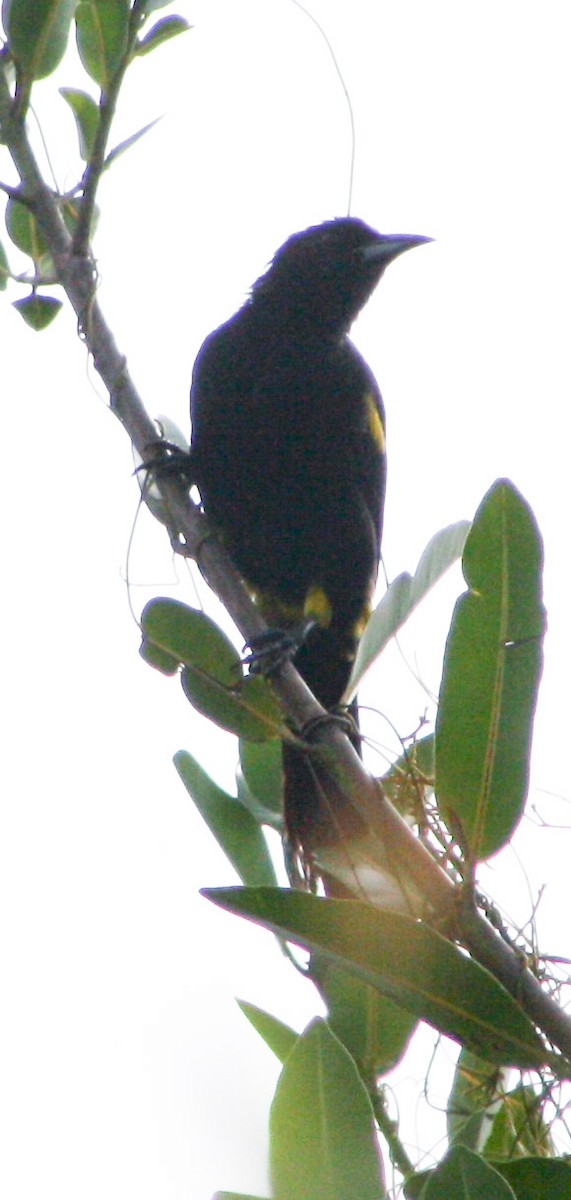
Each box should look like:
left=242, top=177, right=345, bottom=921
left=363, top=233, right=433, bottom=265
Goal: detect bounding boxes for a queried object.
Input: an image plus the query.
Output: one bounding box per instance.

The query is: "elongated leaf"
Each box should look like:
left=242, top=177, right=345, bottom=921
left=237, top=1001, right=298, bottom=1064
left=135, top=14, right=190, bottom=56
left=174, top=751, right=277, bottom=887
left=270, top=1019, right=385, bottom=1200
left=436, top=480, right=545, bottom=860
left=312, top=957, right=416, bottom=1078
left=3, top=0, right=75, bottom=80
left=347, top=520, right=470, bottom=698
left=421, top=1145, right=515, bottom=1199
left=204, top=888, right=547, bottom=1070
left=105, top=118, right=161, bottom=170
left=239, top=738, right=283, bottom=817
left=75, top=0, right=130, bottom=91
left=60, top=87, right=99, bottom=160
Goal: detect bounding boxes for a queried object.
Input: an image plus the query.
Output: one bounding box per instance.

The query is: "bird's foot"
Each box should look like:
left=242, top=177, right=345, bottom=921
left=243, top=616, right=317, bottom=675
left=136, top=439, right=194, bottom=486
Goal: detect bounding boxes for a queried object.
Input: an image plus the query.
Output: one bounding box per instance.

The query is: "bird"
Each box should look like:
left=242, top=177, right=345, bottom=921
left=190, top=217, right=430, bottom=876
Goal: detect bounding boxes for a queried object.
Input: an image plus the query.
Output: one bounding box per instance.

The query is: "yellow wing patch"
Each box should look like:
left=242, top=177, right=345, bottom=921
left=364, top=391, right=385, bottom=452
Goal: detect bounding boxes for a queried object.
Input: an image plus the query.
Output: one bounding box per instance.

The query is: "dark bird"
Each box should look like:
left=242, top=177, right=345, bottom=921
left=190, top=217, right=430, bottom=873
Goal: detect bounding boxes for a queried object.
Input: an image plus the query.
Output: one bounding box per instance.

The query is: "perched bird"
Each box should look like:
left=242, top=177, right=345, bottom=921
left=190, top=217, right=430, bottom=869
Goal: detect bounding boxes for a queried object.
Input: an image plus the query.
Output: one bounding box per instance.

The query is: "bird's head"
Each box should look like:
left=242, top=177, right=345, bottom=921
left=251, top=216, right=432, bottom=335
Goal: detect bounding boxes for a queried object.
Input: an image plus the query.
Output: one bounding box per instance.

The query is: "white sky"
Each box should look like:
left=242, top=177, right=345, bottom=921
left=1, top=1, right=571, bottom=1197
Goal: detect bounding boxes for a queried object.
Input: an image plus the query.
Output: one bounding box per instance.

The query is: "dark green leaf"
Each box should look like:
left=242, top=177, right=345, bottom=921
left=182, top=664, right=284, bottom=742
left=60, top=87, right=99, bottom=160
left=3, top=0, right=75, bottom=80
left=135, top=14, right=191, bottom=56
left=270, top=1019, right=385, bottom=1200
left=347, top=519, right=470, bottom=698
left=436, top=480, right=545, bottom=860
left=239, top=738, right=284, bottom=817
left=174, top=750, right=277, bottom=887
left=0, top=240, right=10, bottom=289
left=141, top=599, right=283, bottom=740
left=75, top=0, right=130, bottom=91
left=312, top=957, right=416, bottom=1078
left=421, top=1145, right=515, bottom=1199
left=204, top=889, right=547, bottom=1069
left=5, top=197, right=49, bottom=262
left=237, top=1000, right=298, bottom=1064
left=12, top=292, right=62, bottom=329
left=141, top=598, right=241, bottom=679
left=494, top=1158, right=571, bottom=1200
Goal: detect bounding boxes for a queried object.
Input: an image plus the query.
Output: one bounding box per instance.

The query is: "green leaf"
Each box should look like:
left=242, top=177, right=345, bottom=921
left=435, top=480, right=545, bottom=860
left=447, top=1048, right=506, bottom=1153
left=104, top=118, right=161, bottom=170
left=239, top=738, right=284, bottom=817
left=494, top=1158, right=571, bottom=1200
left=5, top=198, right=49, bottom=263
left=3, top=0, right=76, bottom=80
left=347, top=519, right=470, bottom=698
left=75, top=0, right=130, bottom=91
left=60, top=87, right=99, bottom=160
left=421, top=1145, right=515, bottom=1199
left=237, top=1000, right=298, bottom=1064
left=135, top=14, right=191, bottom=56
left=270, top=1019, right=385, bottom=1200
left=141, top=597, right=241, bottom=678
left=312, top=957, right=416, bottom=1078
left=182, top=663, right=284, bottom=742
left=12, top=293, right=62, bottom=329
left=174, top=751, right=277, bottom=887
left=0, top=240, right=10, bottom=289
left=204, top=888, right=548, bottom=1070
left=141, top=599, right=283, bottom=740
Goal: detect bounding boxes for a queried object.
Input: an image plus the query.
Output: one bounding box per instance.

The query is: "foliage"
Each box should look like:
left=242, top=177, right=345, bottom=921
left=1, top=4, right=570, bottom=1198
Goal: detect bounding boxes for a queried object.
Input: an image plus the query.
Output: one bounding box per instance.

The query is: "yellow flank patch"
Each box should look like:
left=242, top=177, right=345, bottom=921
left=352, top=602, right=372, bottom=641
left=304, top=584, right=333, bottom=628
left=364, top=391, right=385, bottom=451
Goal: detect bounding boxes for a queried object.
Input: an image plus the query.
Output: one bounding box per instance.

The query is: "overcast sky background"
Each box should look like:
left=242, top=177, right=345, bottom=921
left=1, top=2, right=570, bottom=1197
